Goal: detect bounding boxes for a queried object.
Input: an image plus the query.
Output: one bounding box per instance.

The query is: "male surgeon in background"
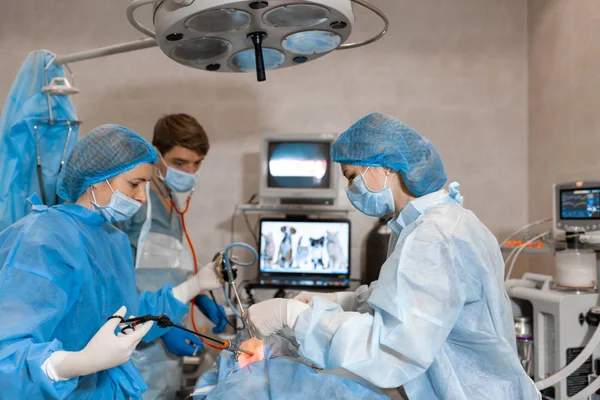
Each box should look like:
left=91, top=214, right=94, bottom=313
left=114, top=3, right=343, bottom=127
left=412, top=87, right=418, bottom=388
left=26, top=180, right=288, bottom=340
left=120, top=114, right=228, bottom=399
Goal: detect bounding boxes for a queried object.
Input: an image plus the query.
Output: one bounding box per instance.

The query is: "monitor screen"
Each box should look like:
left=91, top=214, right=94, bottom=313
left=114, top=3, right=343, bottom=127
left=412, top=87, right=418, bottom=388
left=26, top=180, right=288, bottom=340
left=267, top=141, right=331, bottom=189
left=560, top=188, right=600, bottom=219
left=259, top=219, right=350, bottom=275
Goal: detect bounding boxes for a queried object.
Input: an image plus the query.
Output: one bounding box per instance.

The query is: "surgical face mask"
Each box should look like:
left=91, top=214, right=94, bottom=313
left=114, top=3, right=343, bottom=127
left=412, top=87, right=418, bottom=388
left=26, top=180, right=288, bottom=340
left=158, top=154, right=199, bottom=192
left=91, top=180, right=142, bottom=223
left=345, top=167, right=396, bottom=217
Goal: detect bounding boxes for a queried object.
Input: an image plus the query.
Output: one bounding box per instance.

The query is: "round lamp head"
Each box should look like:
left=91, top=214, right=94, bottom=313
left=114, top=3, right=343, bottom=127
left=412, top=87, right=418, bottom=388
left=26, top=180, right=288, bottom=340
left=151, top=0, right=354, bottom=75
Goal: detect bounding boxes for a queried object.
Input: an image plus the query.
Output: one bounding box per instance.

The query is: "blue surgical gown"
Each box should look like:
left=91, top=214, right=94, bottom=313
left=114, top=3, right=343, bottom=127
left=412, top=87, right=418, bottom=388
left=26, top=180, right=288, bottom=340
left=294, top=187, right=541, bottom=399
left=0, top=203, right=189, bottom=399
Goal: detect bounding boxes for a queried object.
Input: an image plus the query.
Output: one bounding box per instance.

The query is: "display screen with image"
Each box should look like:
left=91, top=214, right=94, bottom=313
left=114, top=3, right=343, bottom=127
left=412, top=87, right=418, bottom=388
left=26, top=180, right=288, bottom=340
left=267, top=142, right=331, bottom=189
left=259, top=219, right=350, bottom=274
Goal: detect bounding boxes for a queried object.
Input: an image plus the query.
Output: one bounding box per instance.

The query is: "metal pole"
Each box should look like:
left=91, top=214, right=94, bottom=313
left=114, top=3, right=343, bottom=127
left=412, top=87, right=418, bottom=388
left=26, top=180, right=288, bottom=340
left=53, top=38, right=158, bottom=66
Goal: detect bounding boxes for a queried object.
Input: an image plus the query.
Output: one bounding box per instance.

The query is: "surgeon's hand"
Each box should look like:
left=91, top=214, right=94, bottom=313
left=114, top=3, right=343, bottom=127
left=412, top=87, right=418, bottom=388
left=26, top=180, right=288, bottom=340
left=162, top=327, right=204, bottom=357
left=246, top=299, right=310, bottom=339
left=294, top=291, right=357, bottom=311
left=197, top=259, right=223, bottom=291
left=172, top=260, right=224, bottom=304
left=44, top=306, right=154, bottom=381
left=294, top=291, right=336, bottom=305
left=194, top=294, right=228, bottom=334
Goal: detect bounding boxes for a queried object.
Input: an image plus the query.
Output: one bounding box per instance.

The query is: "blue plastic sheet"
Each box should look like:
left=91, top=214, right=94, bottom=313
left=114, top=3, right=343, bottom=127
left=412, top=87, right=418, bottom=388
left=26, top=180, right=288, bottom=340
left=0, top=50, right=79, bottom=231
left=193, top=335, right=388, bottom=400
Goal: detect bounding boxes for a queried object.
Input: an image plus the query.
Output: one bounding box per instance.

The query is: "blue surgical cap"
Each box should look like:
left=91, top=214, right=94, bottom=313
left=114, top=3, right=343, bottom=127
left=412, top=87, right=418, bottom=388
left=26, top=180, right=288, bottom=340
left=332, top=113, right=447, bottom=197
left=57, top=124, right=158, bottom=202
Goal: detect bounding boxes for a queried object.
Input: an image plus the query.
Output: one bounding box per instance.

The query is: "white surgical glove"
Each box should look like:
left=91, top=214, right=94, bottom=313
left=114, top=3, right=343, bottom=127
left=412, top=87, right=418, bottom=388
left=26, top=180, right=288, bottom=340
left=246, top=299, right=309, bottom=339
left=335, top=292, right=358, bottom=311
left=294, top=291, right=357, bottom=311
left=172, top=259, right=223, bottom=304
left=42, top=306, right=154, bottom=382
left=294, top=291, right=336, bottom=304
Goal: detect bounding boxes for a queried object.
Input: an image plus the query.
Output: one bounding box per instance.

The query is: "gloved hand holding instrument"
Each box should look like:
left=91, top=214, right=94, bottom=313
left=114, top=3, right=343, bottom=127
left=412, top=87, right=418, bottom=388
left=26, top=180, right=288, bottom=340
left=162, top=327, right=205, bottom=357
left=43, top=306, right=154, bottom=381
left=110, top=311, right=253, bottom=358
left=216, top=243, right=259, bottom=339
left=171, top=239, right=259, bottom=353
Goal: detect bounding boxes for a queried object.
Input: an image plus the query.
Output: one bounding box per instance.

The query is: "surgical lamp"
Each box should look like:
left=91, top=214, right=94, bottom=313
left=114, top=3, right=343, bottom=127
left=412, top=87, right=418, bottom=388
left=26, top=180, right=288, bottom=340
left=53, top=0, right=389, bottom=82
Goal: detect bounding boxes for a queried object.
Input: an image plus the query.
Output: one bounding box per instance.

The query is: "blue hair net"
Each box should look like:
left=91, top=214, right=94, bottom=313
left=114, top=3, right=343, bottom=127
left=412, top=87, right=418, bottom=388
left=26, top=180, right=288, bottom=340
left=331, top=113, right=447, bottom=197
left=57, top=125, right=157, bottom=202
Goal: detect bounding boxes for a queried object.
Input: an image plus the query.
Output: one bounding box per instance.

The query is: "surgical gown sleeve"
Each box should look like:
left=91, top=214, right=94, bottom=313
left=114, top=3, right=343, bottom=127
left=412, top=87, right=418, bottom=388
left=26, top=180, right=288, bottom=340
left=0, top=231, right=80, bottom=398
left=294, top=220, right=466, bottom=388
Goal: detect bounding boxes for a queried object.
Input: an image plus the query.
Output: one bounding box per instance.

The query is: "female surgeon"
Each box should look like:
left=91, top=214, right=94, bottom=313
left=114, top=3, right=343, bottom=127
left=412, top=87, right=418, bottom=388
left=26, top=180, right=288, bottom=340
left=246, top=113, right=541, bottom=400
left=0, top=125, right=222, bottom=399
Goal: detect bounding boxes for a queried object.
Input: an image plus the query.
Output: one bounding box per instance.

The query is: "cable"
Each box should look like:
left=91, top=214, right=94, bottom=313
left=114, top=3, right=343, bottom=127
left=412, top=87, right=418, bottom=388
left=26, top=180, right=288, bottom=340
left=224, top=285, right=244, bottom=320
left=535, top=322, right=600, bottom=391
left=169, top=195, right=210, bottom=344
left=246, top=193, right=258, bottom=204
left=209, top=290, right=237, bottom=330
left=504, top=231, right=549, bottom=280
left=150, top=181, right=227, bottom=350
left=504, top=231, right=549, bottom=281
left=169, top=194, right=254, bottom=345
left=499, top=218, right=551, bottom=248
left=503, top=228, right=551, bottom=270
left=221, top=243, right=259, bottom=322
left=568, top=375, right=600, bottom=400
left=242, top=194, right=259, bottom=246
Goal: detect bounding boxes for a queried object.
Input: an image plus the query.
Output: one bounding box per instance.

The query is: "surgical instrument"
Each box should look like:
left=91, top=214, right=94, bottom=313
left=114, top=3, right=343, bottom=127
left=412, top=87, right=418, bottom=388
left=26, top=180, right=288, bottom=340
left=108, top=313, right=254, bottom=357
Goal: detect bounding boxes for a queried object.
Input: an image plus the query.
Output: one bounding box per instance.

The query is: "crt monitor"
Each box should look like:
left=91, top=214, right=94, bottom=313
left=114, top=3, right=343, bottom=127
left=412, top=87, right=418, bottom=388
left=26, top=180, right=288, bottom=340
left=259, top=133, right=338, bottom=205
left=258, top=218, right=351, bottom=277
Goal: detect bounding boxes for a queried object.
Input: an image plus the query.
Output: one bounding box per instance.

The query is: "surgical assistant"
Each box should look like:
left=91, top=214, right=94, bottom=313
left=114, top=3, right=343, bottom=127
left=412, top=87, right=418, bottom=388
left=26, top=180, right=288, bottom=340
left=0, top=125, right=221, bottom=399
left=247, top=113, right=541, bottom=400
left=119, top=114, right=227, bottom=399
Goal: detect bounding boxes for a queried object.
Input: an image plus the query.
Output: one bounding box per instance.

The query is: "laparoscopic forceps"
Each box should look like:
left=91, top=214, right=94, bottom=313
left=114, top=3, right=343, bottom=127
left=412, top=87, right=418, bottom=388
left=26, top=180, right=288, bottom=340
left=108, top=313, right=254, bottom=357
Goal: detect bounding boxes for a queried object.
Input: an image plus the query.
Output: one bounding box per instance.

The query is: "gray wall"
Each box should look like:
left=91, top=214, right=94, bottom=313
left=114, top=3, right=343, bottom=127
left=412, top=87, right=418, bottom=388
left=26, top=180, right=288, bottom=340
left=0, top=0, right=529, bottom=280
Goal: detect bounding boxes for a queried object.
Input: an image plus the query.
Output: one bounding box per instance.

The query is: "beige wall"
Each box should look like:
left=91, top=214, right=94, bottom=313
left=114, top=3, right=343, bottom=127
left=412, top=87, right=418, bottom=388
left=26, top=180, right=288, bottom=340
left=0, top=0, right=529, bottom=281
left=528, top=0, right=600, bottom=276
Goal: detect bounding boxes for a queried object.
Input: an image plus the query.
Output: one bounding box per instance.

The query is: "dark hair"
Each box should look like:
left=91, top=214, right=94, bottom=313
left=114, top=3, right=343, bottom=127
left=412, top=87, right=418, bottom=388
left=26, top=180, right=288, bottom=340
left=152, top=113, right=209, bottom=157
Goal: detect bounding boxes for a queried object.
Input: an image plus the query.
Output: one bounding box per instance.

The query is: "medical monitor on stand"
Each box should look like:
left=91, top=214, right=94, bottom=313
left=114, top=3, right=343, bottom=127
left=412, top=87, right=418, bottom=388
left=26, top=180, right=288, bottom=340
left=504, top=180, right=600, bottom=400
left=259, top=133, right=338, bottom=206
left=553, top=181, right=600, bottom=241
